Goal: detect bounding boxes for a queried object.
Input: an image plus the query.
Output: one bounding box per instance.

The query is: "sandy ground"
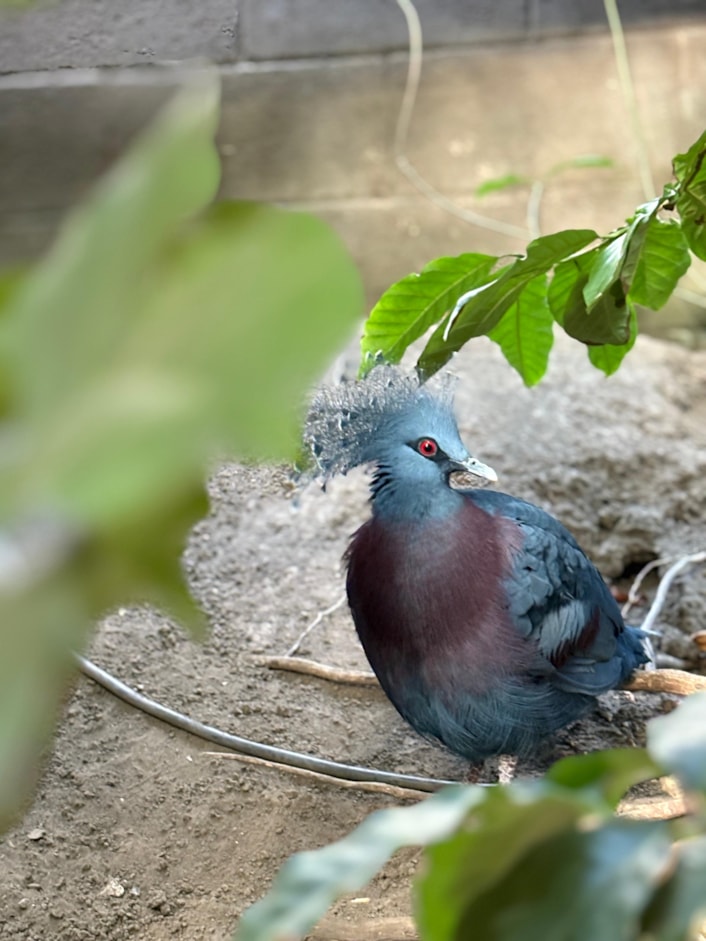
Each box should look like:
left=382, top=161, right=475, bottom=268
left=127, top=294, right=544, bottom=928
left=1, top=335, right=705, bottom=941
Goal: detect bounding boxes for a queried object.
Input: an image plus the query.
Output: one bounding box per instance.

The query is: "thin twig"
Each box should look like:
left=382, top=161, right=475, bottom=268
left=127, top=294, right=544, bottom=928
left=674, top=286, right=706, bottom=311
left=204, top=751, right=425, bottom=800
left=286, top=594, right=347, bottom=657
left=267, top=656, right=379, bottom=687
left=621, top=555, right=677, bottom=619
left=602, top=0, right=656, bottom=200
left=392, top=0, right=528, bottom=240
left=526, top=180, right=544, bottom=240
left=640, top=551, right=706, bottom=637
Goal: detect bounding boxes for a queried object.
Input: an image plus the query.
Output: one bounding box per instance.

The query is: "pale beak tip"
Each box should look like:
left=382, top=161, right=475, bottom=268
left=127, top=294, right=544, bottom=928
left=454, top=456, right=497, bottom=485
left=467, top=458, right=497, bottom=483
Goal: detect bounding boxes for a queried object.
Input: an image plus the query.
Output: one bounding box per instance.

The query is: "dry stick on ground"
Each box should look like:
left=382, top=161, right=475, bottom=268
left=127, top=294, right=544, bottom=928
left=267, top=656, right=378, bottom=687
left=246, top=548, right=706, bottom=803
left=205, top=752, right=687, bottom=819
left=627, top=669, right=706, bottom=696
left=270, top=551, right=706, bottom=696
left=269, top=655, right=706, bottom=696
left=204, top=751, right=425, bottom=801
left=81, top=553, right=706, bottom=806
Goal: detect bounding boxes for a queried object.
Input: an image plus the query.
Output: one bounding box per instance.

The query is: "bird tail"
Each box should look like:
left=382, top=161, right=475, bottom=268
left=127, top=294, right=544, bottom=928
left=620, top=624, right=655, bottom=677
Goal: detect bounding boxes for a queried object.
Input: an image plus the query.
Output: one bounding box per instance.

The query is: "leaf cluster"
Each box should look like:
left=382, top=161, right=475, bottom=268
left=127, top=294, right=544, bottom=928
left=361, top=131, right=706, bottom=385
left=237, top=694, right=706, bottom=941
left=0, top=77, right=363, bottom=831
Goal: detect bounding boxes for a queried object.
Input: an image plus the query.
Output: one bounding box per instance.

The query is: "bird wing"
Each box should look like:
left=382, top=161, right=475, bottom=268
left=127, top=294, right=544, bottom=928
left=469, top=490, right=633, bottom=695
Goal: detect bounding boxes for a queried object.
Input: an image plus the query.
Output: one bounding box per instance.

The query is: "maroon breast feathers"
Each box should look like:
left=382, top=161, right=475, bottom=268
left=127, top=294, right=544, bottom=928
left=345, top=500, right=530, bottom=692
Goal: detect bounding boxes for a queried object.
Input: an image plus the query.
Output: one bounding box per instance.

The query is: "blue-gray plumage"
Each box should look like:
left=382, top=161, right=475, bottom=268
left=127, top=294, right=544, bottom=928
left=305, top=368, right=650, bottom=763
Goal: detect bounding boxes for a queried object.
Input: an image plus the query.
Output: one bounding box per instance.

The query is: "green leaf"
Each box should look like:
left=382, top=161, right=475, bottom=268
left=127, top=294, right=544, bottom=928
left=2, top=199, right=362, bottom=528
left=0, top=83, right=363, bottom=834
left=419, top=818, right=671, bottom=941
left=0, top=569, right=88, bottom=833
left=487, top=274, right=554, bottom=386
left=4, top=76, right=222, bottom=422
left=547, top=251, right=591, bottom=326
left=418, top=229, right=597, bottom=378
left=0, top=267, right=26, bottom=418
left=547, top=155, right=614, bottom=175
left=673, top=130, right=706, bottom=181
left=417, top=783, right=597, bottom=941
left=546, top=746, right=661, bottom=807
left=642, top=835, right=706, bottom=941
left=475, top=174, right=531, bottom=197
left=360, top=253, right=498, bottom=375
left=582, top=199, right=665, bottom=318
left=673, top=130, right=706, bottom=261
left=647, top=692, right=706, bottom=792
left=0, top=267, right=24, bottom=310
left=71, top=484, right=209, bottom=628
left=235, top=785, right=485, bottom=941
left=587, top=303, right=638, bottom=376
left=623, top=216, right=691, bottom=309
left=583, top=231, right=631, bottom=311
left=549, top=250, right=632, bottom=346
left=576, top=283, right=631, bottom=345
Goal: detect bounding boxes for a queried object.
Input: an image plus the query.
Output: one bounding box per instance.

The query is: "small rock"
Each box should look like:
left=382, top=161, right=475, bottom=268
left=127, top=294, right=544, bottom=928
left=27, top=828, right=45, bottom=841
left=99, top=877, right=125, bottom=898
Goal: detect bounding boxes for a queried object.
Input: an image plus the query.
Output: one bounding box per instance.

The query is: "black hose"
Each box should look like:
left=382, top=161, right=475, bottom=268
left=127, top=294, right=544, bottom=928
left=74, top=654, right=460, bottom=793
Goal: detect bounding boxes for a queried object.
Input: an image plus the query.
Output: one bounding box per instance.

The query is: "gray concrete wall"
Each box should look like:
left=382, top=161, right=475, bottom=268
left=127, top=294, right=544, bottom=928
left=1, top=0, right=705, bottom=72
left=1, top=4, right=705, bottom=342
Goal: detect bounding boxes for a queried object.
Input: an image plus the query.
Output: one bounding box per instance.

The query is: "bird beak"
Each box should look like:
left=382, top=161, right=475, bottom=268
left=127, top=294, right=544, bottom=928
left=450, top=455, right=498, bottom=483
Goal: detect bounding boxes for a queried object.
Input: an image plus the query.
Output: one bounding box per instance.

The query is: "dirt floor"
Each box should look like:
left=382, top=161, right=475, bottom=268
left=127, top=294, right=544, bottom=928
left=1, top=335, right=705, bottom=941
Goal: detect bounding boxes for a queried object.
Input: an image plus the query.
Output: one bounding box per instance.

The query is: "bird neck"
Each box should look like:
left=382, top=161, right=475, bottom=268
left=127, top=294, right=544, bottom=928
left=370, top=465, right=463, bottom=522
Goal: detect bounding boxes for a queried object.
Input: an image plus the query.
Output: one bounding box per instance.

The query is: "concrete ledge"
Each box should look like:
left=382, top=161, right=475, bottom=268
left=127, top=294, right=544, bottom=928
left=0, top=0, right=239, bottom=73
left=2, top=0, right=704, bottom=71
left=239, top=0, right=527, bottom=60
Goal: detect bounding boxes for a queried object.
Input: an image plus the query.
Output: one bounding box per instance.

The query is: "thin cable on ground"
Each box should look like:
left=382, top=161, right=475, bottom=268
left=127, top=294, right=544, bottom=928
left=75, top=553, right=705, bottom=796
left=74, top=653, right=458, bottom=793
left=392, top=0, right=528, bottom=240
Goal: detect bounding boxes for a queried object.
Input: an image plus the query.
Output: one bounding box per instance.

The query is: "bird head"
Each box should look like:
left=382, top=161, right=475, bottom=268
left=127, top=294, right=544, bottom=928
left=303, top=367, right=495, bottom=516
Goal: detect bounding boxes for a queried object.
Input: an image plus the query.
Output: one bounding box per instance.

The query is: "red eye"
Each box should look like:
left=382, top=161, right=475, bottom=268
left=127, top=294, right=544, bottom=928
left=417, top=437, right=438, bottom=458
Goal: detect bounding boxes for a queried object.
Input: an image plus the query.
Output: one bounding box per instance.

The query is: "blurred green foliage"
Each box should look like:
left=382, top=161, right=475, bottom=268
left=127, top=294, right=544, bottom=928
left=238, top=697, right=706, bottom=941
left=0, top=76, right=363, bottom=831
